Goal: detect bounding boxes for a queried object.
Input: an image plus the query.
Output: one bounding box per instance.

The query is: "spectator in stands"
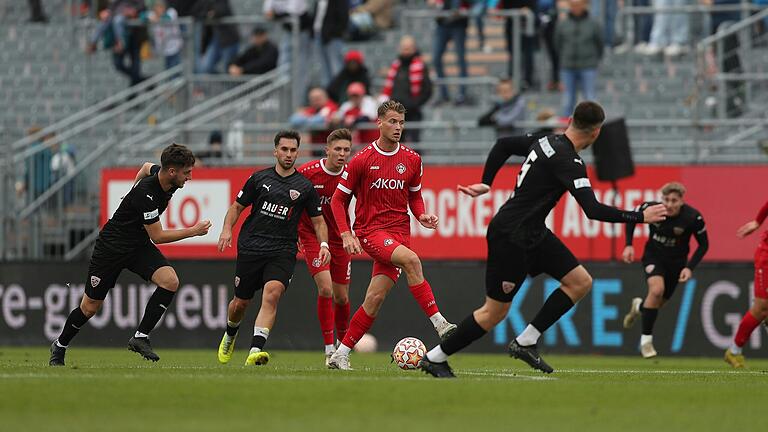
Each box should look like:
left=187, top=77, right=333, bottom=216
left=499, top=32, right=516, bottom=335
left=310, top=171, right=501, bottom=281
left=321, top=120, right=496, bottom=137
left=381, top=35, right=433, bottom=143
left=50, top=141, right=77, bottom=207
left=614, top=0, right=653, bottom=53
left=228, top=26, right=279, bottom=76
left=196, top=130, right=225, bottom=166
left=348, top=0, right=396, bottom=41
left=539, top=0, right=562, bottom=91
left=591, top=0, right=617, bottom=48
left=290, top=87, right=339, bottom=155
left=327, top=50, right=372, bottom=104
left=27, top=0, right=48, bottom=23
left=333, top=82, right=379, bottom=145
left=478, top=79, right=527, bottom=136
left=264, top=0, right=313, bottom=101
left=20, top=128, right=53, bottom=203
left=312, top=0, right=349, bottom=87
left=499, top=0, right=537, bottom=90
left=194, top=0, right=240, bottom=73
left=430, top=0, right=470, bottom=105
left=555, top=0, right=603, bottom=116
left=143, top=0, right=183, bottom=70
left=87, top=2, right=148, bottom=87
left=637, top=0, right=689, bottom=57
left=472, top=0, right=490, bottom=53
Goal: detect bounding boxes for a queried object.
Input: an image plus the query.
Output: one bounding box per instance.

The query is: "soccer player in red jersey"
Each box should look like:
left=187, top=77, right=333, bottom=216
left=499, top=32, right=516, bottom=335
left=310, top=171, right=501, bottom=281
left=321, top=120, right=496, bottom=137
left=326, top=100, right=457, bottom=370
left=297, top=129, right=355, bottom=366
left=725, top=199, right=768, bottom=368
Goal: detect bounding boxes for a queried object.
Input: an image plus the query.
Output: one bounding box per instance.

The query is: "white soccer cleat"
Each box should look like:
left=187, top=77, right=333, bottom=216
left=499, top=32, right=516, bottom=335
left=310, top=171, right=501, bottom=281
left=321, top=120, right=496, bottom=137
left=327, top=350, right=353, bottom=370
left=641, top=341, right=658, bottom=359
left=436, top=321, right=458, bottom=341
left=623, top=297, right=643, bottom=329
left=324, top=347, right=336, bottom=368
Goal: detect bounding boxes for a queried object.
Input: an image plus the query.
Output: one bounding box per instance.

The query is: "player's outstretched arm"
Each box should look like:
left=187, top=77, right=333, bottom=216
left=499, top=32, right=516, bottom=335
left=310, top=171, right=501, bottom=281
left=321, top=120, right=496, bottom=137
left=572, top=189, right=666, bottom=224
left=683, top=217, right=709, bottom=279
left=133, top=162, right=157, bottom=184
left=737, top=199, right=768, bottom=237
left=217, top=202, right=245, bottom=252
left=622, top=203, right=648, bottom=263
left=145, top=219, right=211, bottom=244
left=478, top=136, right=533, bottom=188
left=310, top=215, right=331, bottom=266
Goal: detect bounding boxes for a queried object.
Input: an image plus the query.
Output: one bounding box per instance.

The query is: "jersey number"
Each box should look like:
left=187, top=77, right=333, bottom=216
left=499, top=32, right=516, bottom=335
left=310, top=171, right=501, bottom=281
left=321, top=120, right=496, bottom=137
left=517, top=150, right=538, bottom=188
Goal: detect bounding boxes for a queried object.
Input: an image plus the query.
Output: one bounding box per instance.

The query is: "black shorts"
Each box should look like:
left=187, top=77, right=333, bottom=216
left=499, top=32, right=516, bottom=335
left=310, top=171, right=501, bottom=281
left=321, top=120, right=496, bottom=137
left=642, top=254, right=686, bottom=299
left=234, top=253, right=296, bottom=300
left=485, top=229, right=580, bottom=302
left=86, top=240, right=170, bottom=300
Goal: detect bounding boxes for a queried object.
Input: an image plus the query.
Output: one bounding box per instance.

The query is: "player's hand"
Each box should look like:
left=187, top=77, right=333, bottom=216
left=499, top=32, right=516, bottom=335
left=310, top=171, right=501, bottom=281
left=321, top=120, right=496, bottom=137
left=737, top=220, right=760, bottom=238
left=457, top=183, right=490, bottom=197
left=679, top=267, right=693, bottom=282
left=622, top=246, right=635, bottom=264
left=192, top=220, right=212, bottom=237
left=643, top=204, right=667, bottom=223
left=217, top=228, right=232, bottom=251
left=341, top=232, right=363, bottom=255
left=418, top=213, right=439, bottom=229
left=319, top=245, right=331, bottom=266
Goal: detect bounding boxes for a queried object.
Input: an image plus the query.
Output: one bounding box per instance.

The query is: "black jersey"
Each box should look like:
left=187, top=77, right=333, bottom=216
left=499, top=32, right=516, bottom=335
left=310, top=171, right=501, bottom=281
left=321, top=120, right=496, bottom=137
left=236, top=167, right=322, bottom=256
left=481, top=134, right=643, bottom=248
left=99, top=165, right=174, bottom=253
left=626, top=202, right=709, bottom=269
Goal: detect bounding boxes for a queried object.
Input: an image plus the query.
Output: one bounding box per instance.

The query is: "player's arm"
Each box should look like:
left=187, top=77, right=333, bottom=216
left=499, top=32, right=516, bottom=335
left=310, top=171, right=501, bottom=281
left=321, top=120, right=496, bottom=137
left=133, top=163, right=158, bottom=184
left=622, top=202, right=651, bottom=263
left=408, top=160, right=438, bottom=229
left=737, top=199, right=768, bottom=238
left=145, top=219, right=211, bottom=244
left=681, top=215, right=709, bottom=281
left=459, top=135, right=533, bottom=197
left=331, top=164, right=362, bottom=255
left=218, top=175, right=259, bottom=251
left=310, top=215, right=331, bottom=266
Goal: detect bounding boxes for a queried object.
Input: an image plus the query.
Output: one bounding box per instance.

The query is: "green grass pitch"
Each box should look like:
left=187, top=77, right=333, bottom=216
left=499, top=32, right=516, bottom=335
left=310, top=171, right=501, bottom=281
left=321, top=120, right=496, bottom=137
left=1, top=347, right=766, bottom=431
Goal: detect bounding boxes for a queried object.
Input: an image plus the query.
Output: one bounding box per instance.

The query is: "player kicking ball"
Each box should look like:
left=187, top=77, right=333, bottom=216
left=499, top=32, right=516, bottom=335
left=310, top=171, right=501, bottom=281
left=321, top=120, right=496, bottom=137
left=296, top=129, right=354, bottom=366
left=49, top=144, right=211, bottom=366
left=621, top=182, right=708, bottom=358
left=419, top=101, right=667, bottom=378
left=216, top=131, right=330, bottom=366
left=326, top=100, right=457, bottom=370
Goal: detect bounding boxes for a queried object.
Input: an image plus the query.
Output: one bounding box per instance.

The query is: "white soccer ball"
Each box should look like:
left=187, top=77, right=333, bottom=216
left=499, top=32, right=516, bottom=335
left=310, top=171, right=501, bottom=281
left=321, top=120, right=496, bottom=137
left=354, top=333, right=378, bottom=353
left=392, top=337, right=427, bottom=370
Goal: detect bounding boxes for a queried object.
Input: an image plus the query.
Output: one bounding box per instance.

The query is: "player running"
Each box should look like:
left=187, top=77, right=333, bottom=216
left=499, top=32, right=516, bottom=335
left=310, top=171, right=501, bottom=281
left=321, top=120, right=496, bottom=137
left=621, top=182, right=709, bottom=359
left=724, top=199, right=768, bottom=368
left=419, top=101, right=667, bottom=378
left=49, top=144, right=211, bottom=366
left=326, top=100, right=457, bottom=370
left=297, top=129, right=354, bottom=366
left=216, top=130, right=330, bottom=366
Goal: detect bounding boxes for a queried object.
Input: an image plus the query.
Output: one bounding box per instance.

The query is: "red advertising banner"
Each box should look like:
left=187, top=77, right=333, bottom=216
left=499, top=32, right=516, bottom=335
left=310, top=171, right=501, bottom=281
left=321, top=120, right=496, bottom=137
left=102, top=165, right=767, bottom=261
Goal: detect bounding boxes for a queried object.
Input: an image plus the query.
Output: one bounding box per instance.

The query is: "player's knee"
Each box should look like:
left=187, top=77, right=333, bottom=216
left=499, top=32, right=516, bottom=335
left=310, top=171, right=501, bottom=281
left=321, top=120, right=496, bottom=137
left=317, top=283, right=332, bottom=298
left=400, top=253, right=422, bottom=276
left=232, top=297, right=250, bottom=313
left=263, top=285, right=284, bottom=306
left=488, top=303, right=511, bottom=323
left=164, top=274, right=180, bottom=292
left=753, top=302, right=768, bottom=319
left=333, top=292, right=349, bottom=305
left=80, top=299, right=101, bottom=317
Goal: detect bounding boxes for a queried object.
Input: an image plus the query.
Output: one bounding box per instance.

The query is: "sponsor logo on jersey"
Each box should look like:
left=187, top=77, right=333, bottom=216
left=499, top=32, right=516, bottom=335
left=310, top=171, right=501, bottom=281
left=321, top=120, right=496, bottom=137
left=146, top=194, right=153, bottom=201
left=234, top=276, right=240, bottom=287
left=90, top=276, right=101, bottom=287
left=314, top=185, right=324, bottom=189
left=652, top=233, right=678, bottom=247
left=262, top=184, right=271, bottom=191
left=312, top=257, right=322, bottom=268
left=370, top=178, right=405, bottom=190
left=319, top=196, right=332, bottom=205
left=573, top=178, right=591, bottom=189
left=384, top=238, right=394, bottom=247
left=574, top=158, right=583, bottom=165
left=502, top=281, right=516, bottom=294
left=370, top=166, right=380, bottom=170
left=396, top=163, right=406, bottom=174
left=143, top=209, right=159, bottom=220
left=260, top=201, right=291, bottom=219
left=290, top=189, right=301, bottom=200
left=673, top=227, right=684, bottom=236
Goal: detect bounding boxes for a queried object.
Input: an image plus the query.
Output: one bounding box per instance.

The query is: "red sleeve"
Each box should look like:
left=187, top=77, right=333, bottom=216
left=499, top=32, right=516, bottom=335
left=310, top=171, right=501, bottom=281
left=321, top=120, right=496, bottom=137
left=408, top=156, right=425, bottom=217
left=332, top=160, right=358, bottom=234
left=757, top=200, right=768, bottom=225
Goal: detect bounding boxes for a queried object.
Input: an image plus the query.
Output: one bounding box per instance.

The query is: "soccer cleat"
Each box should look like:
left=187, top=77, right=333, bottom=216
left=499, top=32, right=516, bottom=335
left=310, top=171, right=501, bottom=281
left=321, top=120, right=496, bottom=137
left=49, top=341, right=66, bottom=367
left=640, top=341, right=657, bottom=359
left=128, top=337, right=160, bottom=362
left=623, top=297, right=643, bottom=329
left=218, top=332, right=237, bottom=364
left=327, top=350, right=353, bottom=370
left=419, top=356, right=456, bottom=378
left=325, top=347, right=336, bottom=368
left=724, top=348, right=745, bottom=369
left=436, top=321, right=458, bottom=341
left=245, top=350, right=270, bottom=366
left=508, top=340, right=554, bottom=373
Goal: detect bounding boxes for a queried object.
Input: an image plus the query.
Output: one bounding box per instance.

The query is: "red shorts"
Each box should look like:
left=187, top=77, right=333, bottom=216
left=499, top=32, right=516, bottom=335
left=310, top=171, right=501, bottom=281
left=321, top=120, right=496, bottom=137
left=754, top=247, right=768, bottom=299
left=360, top=230, right=409, bottom=283
left=301, top=240, right=351, bottom=285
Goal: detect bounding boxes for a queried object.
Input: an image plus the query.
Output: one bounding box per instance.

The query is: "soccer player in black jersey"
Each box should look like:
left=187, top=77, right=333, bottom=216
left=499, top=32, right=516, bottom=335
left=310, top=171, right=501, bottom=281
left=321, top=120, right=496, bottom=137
left=419, top=101, right=668, bottom=377
left=216, top=130, right=331, bottom=366
left=49, top=144, right=212, bottom=366
left=621, top=182, right=708, bottom=358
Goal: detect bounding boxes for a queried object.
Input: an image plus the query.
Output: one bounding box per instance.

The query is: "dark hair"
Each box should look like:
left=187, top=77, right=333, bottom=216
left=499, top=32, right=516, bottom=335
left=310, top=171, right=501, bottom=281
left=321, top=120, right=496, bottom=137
left=327, top=128, right=352, bottom=145
left=377, top=100, right=406, bottom=118
left=161, top=143, right=195, bottom=169
left=252, top=26, right=267, bottom=36
left=274, top=130, right=301, bottom=147
left=571, top=101, right=605, bottom=131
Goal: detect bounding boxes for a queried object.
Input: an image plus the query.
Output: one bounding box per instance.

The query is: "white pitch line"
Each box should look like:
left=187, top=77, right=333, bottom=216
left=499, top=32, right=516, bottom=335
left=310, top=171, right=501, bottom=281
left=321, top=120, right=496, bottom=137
left=461, top=371, right=556, bottom=381
left=555, top=369, right=768, bottom=375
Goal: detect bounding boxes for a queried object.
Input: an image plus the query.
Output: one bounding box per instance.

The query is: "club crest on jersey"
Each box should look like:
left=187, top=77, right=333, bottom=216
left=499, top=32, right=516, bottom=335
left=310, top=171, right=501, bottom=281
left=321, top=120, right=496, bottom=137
left=90, top=276, right=101, bottom=288
left=234, top=276, right=240, bottom=287
left=384, top=238, right=394, bottom=247
left=396, top=163, right=406, bottom=174
left=673, top=227, right=684, bottom=236
left=289, top=189, right=300, bottom=200
left=645, top=264, right=655, bottom=274
left=312, top=257, right=322, bottom=268
left=502, top=281, right=515, bottom=294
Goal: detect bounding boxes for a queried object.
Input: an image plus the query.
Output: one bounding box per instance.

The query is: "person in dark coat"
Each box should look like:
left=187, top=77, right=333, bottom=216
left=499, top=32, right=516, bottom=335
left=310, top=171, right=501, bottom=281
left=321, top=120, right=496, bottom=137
left=194, top=0, right=241, bottom=73
left=228, top=27, right=279, bottom=76
left=327, top=50, right=371, bottom=104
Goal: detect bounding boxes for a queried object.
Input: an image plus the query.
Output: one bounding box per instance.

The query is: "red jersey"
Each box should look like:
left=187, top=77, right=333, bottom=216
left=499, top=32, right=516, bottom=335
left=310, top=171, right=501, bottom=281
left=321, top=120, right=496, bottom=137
left=298, top=159, right=347, bottom=244
left=757, top=199, right=768, bottom=251
left=333, top=141, right=425, bottom=237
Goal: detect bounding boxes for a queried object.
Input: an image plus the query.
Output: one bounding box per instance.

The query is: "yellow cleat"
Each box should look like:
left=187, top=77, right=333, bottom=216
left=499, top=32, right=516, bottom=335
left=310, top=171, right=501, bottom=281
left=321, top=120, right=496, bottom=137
left=217, top=333, right=237, bottom=364
left=245, top=350, right=270, bottom=366
left=724, top=348, right=745, bottom=369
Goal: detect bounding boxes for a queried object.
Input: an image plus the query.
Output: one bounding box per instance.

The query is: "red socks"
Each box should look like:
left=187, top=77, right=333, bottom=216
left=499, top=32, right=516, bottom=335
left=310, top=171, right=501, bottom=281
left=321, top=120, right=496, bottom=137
left=341, top=307, right=375, bottom=347
left=409, top=279, right=439, bottom=317
left=317, top=296, right=334, bottom=346
left=734, top=311, right=761, bottom=347
left=335, top=301, right=350, bottom=342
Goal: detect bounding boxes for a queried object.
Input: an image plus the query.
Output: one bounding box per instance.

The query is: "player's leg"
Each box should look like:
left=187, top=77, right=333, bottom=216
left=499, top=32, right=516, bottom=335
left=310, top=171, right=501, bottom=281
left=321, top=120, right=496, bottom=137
left=726, top=262, right=768, bottom=368
left=128, top=265, right=179, bottom=361
left=639, top=275, right=665, bottom=359
left=313, top=270, right=336, bottom=359
left=331, top=253, right=352, bottom=344
left=218, top=255, right=262, bottom=364
left=49, top=294, right=106, bottom=366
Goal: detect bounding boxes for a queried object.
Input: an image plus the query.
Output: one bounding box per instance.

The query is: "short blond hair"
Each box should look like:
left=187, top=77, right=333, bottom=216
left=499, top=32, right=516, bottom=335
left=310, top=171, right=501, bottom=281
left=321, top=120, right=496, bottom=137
left=661, top=182, right=686, bottom=197
left=377, top=100, right=406, bottom=118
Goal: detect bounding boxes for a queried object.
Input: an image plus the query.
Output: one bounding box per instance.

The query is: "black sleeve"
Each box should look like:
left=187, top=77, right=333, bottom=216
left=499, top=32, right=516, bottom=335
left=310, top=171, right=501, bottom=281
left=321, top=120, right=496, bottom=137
left=243, top=44, right=279, bottom=74
left=150, top=164, right=161, bottom=176
left=481, top=135, right=534, bottom=186
left=624, top=202, right=650, bottom=246
left=235, top=175, right=260, bottom=207
left=133, top=187, right=160, bottom=225
left=687, top=214, right=709, bottom=269
left=305, top=186, right=322, bottom=218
